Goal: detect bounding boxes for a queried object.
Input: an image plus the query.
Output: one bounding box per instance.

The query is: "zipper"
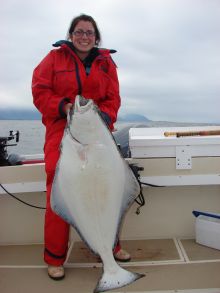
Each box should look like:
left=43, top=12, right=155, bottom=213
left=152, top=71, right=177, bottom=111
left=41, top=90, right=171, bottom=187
left=72, top=58, right=82, bottom=95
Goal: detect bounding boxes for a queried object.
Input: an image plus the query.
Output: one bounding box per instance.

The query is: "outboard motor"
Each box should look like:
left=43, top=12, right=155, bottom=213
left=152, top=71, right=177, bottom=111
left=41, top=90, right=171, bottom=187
left=0, top=131, right=20, bottom=166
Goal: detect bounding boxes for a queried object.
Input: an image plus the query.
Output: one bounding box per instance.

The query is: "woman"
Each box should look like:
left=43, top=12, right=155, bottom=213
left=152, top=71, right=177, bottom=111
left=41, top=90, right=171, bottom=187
left=32, top=14, right=130, bottom=280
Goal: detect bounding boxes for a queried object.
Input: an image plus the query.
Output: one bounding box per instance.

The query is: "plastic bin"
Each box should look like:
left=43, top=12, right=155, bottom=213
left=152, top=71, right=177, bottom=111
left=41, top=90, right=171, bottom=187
left=193, top=210, right=220, bottom=250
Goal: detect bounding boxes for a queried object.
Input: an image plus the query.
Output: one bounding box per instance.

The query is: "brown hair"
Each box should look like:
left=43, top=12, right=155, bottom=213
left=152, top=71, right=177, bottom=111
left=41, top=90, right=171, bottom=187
left=67, top=14, right=101, bottom=46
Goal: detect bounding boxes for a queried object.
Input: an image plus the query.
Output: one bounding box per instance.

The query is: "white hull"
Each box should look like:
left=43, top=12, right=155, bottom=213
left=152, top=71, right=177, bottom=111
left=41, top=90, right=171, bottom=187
left=1, top=163, right=220, bottom=243
left=0, top=126, right=220, bottom=291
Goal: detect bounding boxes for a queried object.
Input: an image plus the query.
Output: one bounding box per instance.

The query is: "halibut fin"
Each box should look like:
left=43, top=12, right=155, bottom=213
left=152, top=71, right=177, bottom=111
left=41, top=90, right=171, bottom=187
left=94, top=266, right=144, bottom=293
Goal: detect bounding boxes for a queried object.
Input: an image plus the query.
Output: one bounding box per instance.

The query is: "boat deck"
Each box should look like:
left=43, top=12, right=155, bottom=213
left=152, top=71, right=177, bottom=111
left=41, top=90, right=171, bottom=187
left=1, top=238, right=220, bottom=292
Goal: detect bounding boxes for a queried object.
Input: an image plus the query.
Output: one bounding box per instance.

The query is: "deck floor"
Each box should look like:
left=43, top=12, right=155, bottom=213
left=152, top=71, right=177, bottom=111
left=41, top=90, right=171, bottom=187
left=0, top=238, right=220, bottom=293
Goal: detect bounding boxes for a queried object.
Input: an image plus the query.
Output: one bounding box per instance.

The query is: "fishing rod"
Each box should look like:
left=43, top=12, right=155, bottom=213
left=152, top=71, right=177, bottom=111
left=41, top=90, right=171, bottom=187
left=164, top=129, right=220, bottom=137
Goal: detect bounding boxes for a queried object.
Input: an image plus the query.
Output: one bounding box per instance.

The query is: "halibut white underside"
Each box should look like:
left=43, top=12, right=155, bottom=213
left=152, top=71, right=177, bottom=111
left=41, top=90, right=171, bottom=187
left=51, top=96, right=144, bottom=292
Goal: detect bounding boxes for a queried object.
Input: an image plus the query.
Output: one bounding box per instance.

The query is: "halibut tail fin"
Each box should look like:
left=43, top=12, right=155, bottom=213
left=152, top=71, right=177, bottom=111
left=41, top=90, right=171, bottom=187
left=94, top=266, right=144, bottom=293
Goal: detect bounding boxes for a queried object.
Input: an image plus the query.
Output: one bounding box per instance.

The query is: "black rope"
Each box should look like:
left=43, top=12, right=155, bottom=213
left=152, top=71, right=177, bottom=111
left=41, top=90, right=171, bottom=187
left=128, top=163, right=166, bottom=214
left=0, top=183, right=46, bottom=210
left=135, top=181, right=165, bottom=215
left=128, top=164, right=145, bottom=214
left=135, top=182, right=145, bottom=215
left=0, top=176, right=165, bottom=213
left=140, top=182, right=165, bottom=188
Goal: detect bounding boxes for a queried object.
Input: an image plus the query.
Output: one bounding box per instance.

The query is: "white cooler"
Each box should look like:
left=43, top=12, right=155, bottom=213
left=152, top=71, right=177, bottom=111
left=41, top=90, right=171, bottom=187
left=195, top=214, right=220, bottom=250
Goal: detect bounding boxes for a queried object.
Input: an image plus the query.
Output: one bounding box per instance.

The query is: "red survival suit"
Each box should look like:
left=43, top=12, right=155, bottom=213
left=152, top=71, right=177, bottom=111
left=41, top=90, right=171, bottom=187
left=32, top=41, right=121, bottom=265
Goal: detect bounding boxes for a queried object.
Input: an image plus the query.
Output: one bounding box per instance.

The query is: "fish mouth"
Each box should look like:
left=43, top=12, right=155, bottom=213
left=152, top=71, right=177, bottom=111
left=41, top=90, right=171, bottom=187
left=74, top=95, right=93, bottom=114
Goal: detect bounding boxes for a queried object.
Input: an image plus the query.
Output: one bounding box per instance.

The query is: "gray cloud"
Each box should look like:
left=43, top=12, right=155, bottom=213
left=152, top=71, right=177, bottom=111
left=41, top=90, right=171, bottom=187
left=1, top=0, right=220, bottom=122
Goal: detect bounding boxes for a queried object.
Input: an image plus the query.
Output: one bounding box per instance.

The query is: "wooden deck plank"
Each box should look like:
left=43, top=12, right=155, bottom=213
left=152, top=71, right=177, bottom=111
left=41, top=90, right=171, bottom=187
left=0, top=263, right=220, bottom=293
left=0, top=240, right=220, bottom=292
left=67, top=239, right=181, bottom=264
left=180, top=239, right=220, bottom=261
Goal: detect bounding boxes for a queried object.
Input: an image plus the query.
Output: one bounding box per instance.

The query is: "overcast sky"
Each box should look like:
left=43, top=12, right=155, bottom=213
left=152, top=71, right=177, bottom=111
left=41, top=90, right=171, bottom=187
left=1, top=0, right=220, bottom=123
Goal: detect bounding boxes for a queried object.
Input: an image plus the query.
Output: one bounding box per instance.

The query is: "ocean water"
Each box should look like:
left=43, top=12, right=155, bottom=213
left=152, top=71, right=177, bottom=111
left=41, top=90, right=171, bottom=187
left=0, top=119, right=218, bottom=156
left=0, top=120, right=45, bottom=155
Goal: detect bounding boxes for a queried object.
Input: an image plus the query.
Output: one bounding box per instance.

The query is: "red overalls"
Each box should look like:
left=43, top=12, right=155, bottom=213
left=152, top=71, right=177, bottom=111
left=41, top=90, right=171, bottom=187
left=32, top=42, right=121, bottom=265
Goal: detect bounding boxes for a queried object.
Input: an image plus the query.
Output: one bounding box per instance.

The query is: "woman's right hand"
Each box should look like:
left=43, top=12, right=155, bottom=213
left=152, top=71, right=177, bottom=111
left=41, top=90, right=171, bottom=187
left=64, top=103, right=73, bottom=115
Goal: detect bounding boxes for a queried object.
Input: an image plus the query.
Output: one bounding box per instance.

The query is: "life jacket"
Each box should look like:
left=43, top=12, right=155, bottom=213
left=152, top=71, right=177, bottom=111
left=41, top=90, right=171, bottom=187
left=32, top=41, right=121, bottom=158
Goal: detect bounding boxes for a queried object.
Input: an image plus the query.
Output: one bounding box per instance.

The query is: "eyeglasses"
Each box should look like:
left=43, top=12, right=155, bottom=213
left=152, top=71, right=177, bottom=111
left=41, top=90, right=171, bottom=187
left=72, top=30, right=95, bottom=37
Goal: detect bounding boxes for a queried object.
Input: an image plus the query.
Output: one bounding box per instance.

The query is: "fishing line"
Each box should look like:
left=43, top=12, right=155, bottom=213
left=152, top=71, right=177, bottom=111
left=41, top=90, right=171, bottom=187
left=0, top=183, right=46, bottom=210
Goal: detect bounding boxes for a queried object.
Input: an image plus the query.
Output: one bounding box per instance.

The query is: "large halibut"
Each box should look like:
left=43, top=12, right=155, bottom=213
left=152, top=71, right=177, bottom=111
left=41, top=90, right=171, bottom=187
left=51, top=95, right=144, bottom=292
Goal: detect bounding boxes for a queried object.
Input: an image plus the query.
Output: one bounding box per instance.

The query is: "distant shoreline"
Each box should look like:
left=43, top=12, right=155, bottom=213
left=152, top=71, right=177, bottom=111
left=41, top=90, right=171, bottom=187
left=0, top=111, right=149, bottom=123
left=0, top=110, right=219, bottom=125
left=0, top=119, right=219, bottom=126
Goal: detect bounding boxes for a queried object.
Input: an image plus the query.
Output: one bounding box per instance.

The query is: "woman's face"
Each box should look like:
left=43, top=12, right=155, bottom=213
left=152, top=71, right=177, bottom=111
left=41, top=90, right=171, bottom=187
left=70, top=20, right=96, bottom=57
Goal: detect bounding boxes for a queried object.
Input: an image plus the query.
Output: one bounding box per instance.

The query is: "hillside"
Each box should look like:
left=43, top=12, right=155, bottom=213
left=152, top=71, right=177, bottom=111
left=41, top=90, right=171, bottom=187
left=0, top=109, right=41, bottom=120
left=0, top=109, right=150, bottom=122
left=118, top=113, right=150, bottom=122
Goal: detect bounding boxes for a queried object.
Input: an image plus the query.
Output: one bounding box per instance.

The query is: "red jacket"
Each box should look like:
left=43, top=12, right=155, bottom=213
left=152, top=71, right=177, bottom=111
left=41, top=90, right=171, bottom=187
left=32, top=41, right=121, bottom=158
